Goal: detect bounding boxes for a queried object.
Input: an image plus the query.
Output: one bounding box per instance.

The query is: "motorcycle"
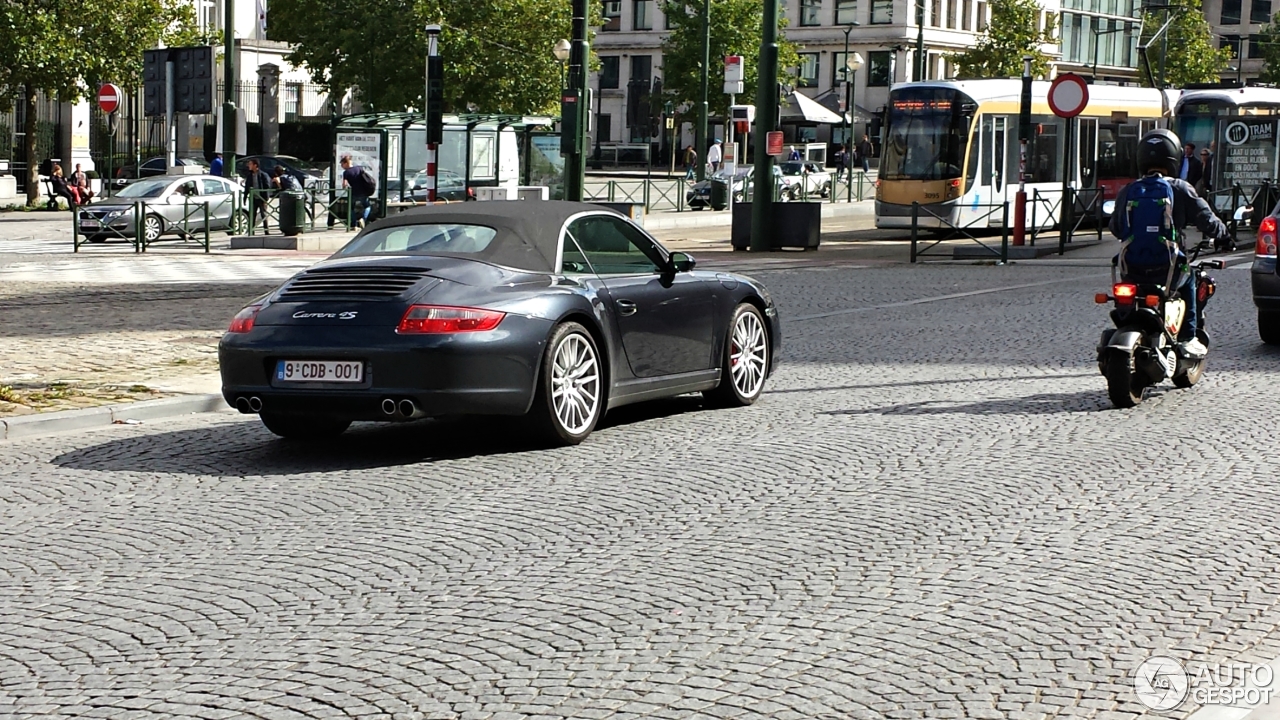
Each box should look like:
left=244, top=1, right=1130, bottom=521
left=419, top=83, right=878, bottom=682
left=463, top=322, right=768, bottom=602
left=1095, top=240, right=1224, bottom=408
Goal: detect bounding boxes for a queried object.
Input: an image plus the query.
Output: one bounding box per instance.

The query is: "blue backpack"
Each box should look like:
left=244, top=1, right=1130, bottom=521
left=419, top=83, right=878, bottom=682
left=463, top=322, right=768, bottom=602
left=1117, top=175, right=1180, bottom=269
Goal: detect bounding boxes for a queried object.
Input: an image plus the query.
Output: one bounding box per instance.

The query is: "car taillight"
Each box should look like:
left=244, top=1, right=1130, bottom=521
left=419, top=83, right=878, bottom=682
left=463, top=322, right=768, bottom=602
left=1258, top=216, right=1277, bottom=256
left=1113, top=283, right=1138, bottom=303
left=396, top=305, right=505, bottom=334
left=228, top=304, right=262, bottom=333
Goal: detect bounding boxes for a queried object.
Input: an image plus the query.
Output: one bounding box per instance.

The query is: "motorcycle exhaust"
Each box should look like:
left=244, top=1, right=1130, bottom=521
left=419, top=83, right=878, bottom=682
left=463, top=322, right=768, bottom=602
left=235, top=397, right=252, bottom=414
left=381, top=398, right=398, bottom=416
left=247, top=396, right=263, bottom=413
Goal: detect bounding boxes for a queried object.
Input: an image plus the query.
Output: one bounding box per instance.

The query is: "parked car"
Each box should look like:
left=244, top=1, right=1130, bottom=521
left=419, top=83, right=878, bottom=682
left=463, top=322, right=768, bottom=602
left=687, top=166, right=786, bottom=210
left=1254, top=210, right=1280, bottom=344
left=115, top=156, right=209, bottom=181
left=77, top=175, right=247, bottom=243
left=387, top=169, right=473, bottom=203
left=778, top=161, right=832, bottom=200
left=236, top=154, right=325, bottom=189
left=218, top=201, right=780, bottom=444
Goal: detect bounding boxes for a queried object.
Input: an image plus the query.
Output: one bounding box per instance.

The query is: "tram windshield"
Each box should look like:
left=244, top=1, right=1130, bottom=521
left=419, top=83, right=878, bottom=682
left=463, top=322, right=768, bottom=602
left=882, top=87, right=975, bottom=181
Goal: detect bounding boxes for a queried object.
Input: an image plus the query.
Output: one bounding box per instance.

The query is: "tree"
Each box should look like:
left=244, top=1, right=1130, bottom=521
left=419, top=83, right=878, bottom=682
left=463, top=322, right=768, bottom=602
left=950, top=0, right=1056, bottom=78
left=659, top=0, right=800, bottom=127
left=0, top=0, right=204, bottom=205
left=1139, top=0, right=1230, bottom=87
left=268, top=0, right=586, bottom=116
left=1249, top=12, right=1280, bottom=84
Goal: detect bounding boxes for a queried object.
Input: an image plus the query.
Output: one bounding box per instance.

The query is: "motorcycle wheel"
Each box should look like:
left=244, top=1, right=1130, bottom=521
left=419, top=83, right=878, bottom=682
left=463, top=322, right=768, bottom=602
left=1173, top=330, right=1209, bottom=389
left=1104, top=349, right=1145, bottom=408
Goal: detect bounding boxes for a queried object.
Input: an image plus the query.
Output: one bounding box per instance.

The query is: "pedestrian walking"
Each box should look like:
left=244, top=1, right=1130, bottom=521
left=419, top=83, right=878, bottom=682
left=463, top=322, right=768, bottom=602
left=788, top=145, right=802, bottom=161
left=706, top=139, right=723, bottom=174
left=340, top=155, right=377, bottom=228
left=834, top=145, right=846, bottom=182
left=244, top=158, right=272, bottom=233
left=683, top=145, right=697, bottom=181
left=858, top=135, right=874, bottom=174
left=210, top=152, right=224, bottom=177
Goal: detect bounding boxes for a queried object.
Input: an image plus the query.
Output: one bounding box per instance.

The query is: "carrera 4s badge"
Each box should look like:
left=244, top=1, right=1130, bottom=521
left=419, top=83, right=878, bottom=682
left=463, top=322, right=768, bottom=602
left=292, top=311, right=360, bottom=320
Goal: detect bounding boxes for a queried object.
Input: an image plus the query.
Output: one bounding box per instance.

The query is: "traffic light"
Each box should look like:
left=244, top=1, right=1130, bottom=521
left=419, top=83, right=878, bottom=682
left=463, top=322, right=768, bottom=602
left=143, top=49, right=166, bottom=116
left=426, top=55, right=444, bottom=144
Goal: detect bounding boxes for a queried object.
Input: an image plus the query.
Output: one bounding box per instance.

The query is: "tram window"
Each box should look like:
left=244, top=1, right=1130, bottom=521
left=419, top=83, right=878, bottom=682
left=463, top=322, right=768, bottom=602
left=1024, top=115, right=1063, bottom=183
left=965, top=122, right=980, bottom=191
left=981, top=117, right=993, bottom=185
left=1097, top=123, right=1139, bottom=180
left=1079, top=118, right=1098, bottom=188
left=993, top=118, right=1006, bottom=192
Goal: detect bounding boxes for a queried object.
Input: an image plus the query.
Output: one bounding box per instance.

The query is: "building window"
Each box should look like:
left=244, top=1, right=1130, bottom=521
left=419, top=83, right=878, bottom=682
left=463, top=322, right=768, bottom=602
left=836, top=0, right=859, bottom=23
left=871, top=0, right=892, bottom=23
left=947, top=0, right=958, bottom=27
left=600, top=56, right=620, bottom=88
left=284, top=82, right=301, bottom=121
left=797, top=53, right=820, bottom=86
left=630, top=54, right=652, bottom=81
left=603, top=0, right=622, bottom=30
left=961, top=0, right=972, bottom=29
left=633, top=0, right=653, bottom=29
left=1249, top=33, right=1267, bottom=57
left=1221, top=0, right=1242, bottom=24
left=800, top=0, right=823, bottom=25
left=867, top=50, right=892, bottom=86
left=977, top=0, right=988, bottom=28
left=1221, top=34, right=1242, bottom=58
left=1252, top=0, right=1271, bottom=22
left=931, top=0, right=943, bottom=25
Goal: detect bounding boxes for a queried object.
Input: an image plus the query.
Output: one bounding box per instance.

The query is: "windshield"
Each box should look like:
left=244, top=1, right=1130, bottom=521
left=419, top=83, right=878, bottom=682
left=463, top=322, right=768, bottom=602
left=780, top=162, right=806, bottom=175
left=116, top=178, right=171, bottom=198
left=882, top=87, right=975, bottom=181
left=337, top=223, right=498, bottom=255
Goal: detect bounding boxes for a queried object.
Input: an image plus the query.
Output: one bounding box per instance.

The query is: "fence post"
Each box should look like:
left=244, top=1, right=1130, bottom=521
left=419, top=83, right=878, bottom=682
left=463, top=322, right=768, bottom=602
left=136, top=201, right=145, bottom=253
left=203, top=203, right=210, bottom=252
left=72, top=207, right=80, bottom=253
left=1000, top=201, right=1010, bottom=265
left=1058, top=186, right=1070, bottom=256
left=644, top=179, right=651, bottom=210
left=1096, top=190, right=1103, bottom=244
left=910, top=201, right=919, bottom=263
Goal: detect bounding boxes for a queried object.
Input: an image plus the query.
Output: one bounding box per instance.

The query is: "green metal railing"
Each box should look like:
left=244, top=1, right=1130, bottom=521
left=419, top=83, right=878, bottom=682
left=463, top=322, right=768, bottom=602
left=910, top=201, right=1010, bottom=263
left=72, top=197, right=211, bottom=253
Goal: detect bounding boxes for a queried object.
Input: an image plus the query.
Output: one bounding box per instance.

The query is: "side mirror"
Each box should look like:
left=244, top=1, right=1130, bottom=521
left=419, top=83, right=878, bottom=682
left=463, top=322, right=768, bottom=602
left=669, top=251, right=696, bottom=273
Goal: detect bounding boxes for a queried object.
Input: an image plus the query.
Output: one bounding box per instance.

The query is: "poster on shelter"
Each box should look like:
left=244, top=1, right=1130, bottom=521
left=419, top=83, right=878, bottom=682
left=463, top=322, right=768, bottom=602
left=1215, top=118, right=1279, bottom=196
left=334, top=132, right=382, bottom=185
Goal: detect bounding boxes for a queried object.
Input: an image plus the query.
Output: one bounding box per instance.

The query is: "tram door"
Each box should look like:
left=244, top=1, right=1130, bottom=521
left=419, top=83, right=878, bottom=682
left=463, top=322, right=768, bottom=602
left=1077, top=117, right=1098, bottom=218
left=981, top=116, right=1008, bottom=227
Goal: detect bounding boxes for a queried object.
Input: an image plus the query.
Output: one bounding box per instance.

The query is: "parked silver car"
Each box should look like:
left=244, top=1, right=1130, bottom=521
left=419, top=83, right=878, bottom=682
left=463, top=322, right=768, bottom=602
left=78, top=175, right=247, bottom=243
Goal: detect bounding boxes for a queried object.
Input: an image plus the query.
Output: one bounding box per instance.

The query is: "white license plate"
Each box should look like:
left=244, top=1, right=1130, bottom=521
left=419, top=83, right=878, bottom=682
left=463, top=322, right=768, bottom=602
left=275, top=360, right=364, bottom=383
left=80, top=219, right=100, bottom=229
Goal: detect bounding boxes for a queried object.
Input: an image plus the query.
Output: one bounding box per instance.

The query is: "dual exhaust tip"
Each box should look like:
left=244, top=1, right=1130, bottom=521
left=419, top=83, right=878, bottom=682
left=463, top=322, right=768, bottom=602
left=236, top=395, right=420, bottom=418
left=235, top=396, right=263, bottom=414
left=382, top=397, right=422, bottom=419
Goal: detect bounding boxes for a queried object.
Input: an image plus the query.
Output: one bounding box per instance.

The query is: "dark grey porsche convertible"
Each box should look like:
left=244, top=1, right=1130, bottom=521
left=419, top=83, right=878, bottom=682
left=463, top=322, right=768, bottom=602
left=219, top=201, right=780, bottom=444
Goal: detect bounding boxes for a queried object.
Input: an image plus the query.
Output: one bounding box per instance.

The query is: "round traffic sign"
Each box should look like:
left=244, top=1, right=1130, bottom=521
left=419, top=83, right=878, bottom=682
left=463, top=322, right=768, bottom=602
left=1048, top=73, right=1089, bottom=118
left=97, top=83, right=122, bottom=114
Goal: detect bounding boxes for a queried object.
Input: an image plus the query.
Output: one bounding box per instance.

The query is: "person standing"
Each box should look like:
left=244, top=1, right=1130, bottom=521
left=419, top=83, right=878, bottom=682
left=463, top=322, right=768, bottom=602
left=210, top=152, right=224, bottom=177
left=833, top=145, right=846, bottom=182
left=245, top=158, right=272, bottom=234
left=340, top=155, right=377, bottom=228
left=858, top=135, right=874, bottom=175
left=706, top=139, right=723, bottom=174
left=1178, top=143, right=1203, bottom=186
left=1196, top=148, right=1213, bottom=194
left=788, top=145, right=802, bottom=161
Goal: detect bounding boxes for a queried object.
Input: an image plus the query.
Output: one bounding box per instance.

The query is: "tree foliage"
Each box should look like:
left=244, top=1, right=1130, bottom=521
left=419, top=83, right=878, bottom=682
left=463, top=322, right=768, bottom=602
left=0, top=0, right=204, bottom=204
left=269, top=0, right=590, bottom=115
left=659, top=0, right=800, bottom=122
left=1250, top=12, right=1280, bottom=84
left=1140, top=0, right=1230, bottom=87
left=950, top=0, right=1055, bottom=78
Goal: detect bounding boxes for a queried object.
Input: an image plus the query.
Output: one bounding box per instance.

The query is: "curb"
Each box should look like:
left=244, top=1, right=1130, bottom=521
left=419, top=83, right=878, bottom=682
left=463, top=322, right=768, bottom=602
left=1, top=393, right=230, bottom=441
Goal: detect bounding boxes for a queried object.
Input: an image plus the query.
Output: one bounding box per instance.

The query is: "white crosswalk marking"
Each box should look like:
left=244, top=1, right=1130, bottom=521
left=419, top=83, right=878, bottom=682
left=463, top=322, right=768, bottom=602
left=0, top=255, right=320, bottom=284
left=0, top=237, right=74, bottom=254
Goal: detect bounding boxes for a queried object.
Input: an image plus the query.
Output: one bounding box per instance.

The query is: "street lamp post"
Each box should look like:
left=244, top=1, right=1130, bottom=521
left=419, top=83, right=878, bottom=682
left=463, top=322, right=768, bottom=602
left=564, top=0, right=589, bottom=201
left=840, top=24, right=859, bottom=150
left=843, top=49, right=864, bottom=204
left=553, top=39, right=571, bottom=89
left=695, top=0, right=710, bottom=182
left=222, top=0, right=236, bottom=179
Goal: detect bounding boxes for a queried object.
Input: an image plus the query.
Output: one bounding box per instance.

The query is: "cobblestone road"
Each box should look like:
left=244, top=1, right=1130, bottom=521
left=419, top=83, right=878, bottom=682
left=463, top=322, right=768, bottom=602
left=4, top=258, right=1280, bottom=720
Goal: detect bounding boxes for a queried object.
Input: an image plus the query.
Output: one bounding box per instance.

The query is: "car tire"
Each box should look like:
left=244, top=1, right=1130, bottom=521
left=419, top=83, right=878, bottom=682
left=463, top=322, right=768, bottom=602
left=141, top=215, right=163, bottom=244
left=259, top=412, right=352, bottom=440
left=820, top=182, right=831, bottom=198
left=528, top=321, right=604, bottom=445
left=1260, top=310, right=1280, bottom=345
left=229, top=209, right=250, bottom=235
left=703, top=303, right=770, bottom=408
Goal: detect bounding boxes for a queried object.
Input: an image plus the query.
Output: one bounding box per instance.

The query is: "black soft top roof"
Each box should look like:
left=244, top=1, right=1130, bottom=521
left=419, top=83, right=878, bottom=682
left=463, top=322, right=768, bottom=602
left=355, top=201, right=622, bottom=273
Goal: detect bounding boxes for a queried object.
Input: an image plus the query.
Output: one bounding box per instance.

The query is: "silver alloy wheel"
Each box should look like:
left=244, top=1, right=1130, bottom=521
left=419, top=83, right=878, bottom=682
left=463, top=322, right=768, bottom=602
left=550, top=332, right=600, bottom=435
left=142, top=215, right=162, bottom=242
left=730, top=310, right=768, bottom=399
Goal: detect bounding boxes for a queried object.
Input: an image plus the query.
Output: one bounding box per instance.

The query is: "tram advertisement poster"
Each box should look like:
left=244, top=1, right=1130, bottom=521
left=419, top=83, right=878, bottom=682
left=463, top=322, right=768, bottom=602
left=1215, top=117, right=1279, bottom=198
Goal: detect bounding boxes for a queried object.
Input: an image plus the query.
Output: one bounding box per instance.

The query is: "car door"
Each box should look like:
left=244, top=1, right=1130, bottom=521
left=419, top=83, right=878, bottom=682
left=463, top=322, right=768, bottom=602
left=567, top=214, right=715, bottom=378
left=201, top=178, right=234, bottom=228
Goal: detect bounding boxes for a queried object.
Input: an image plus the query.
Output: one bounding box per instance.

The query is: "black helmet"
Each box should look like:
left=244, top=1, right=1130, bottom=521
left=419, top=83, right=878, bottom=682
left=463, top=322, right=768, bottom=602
left=1138, top=128, right=1181, bottom=177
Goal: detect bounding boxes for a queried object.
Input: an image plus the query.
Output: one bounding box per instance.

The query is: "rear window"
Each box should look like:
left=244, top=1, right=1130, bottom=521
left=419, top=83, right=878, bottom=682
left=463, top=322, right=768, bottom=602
left=337, top=223, right=498, bottom=255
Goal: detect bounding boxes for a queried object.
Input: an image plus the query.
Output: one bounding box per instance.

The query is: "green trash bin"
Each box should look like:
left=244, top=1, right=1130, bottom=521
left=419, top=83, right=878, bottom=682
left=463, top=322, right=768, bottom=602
left=710, top=177, right=729, bottom=211
left=279, top=190, right=306, bottom=236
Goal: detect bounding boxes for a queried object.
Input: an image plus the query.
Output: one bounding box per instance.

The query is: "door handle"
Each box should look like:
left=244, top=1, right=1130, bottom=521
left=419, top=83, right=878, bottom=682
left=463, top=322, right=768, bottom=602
left=616, top=299, right=638, bottom=316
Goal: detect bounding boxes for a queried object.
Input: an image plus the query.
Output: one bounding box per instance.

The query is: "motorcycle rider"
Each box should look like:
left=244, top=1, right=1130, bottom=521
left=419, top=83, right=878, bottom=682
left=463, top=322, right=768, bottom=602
left=1109, top=128, right=1228, bottom=358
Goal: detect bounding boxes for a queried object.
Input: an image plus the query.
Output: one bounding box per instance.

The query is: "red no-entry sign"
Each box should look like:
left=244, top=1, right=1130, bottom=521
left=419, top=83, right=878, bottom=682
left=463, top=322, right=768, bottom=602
left=98, top=84, right=123, bottom=114
left=1048, top=73, right=1089, bottom=118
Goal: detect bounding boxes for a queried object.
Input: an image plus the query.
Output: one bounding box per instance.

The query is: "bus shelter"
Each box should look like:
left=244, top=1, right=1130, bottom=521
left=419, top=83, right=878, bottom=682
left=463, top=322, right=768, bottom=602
left=331, top=113, right=560, bottom=217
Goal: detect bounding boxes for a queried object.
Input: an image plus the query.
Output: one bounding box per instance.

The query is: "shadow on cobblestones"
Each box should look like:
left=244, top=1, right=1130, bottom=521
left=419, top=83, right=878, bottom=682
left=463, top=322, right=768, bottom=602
left=822, top=388, right=1112, bottom=415
left=768, top=371, right=1097, bottom=395
left=51, top=397, right=712, bottom=475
